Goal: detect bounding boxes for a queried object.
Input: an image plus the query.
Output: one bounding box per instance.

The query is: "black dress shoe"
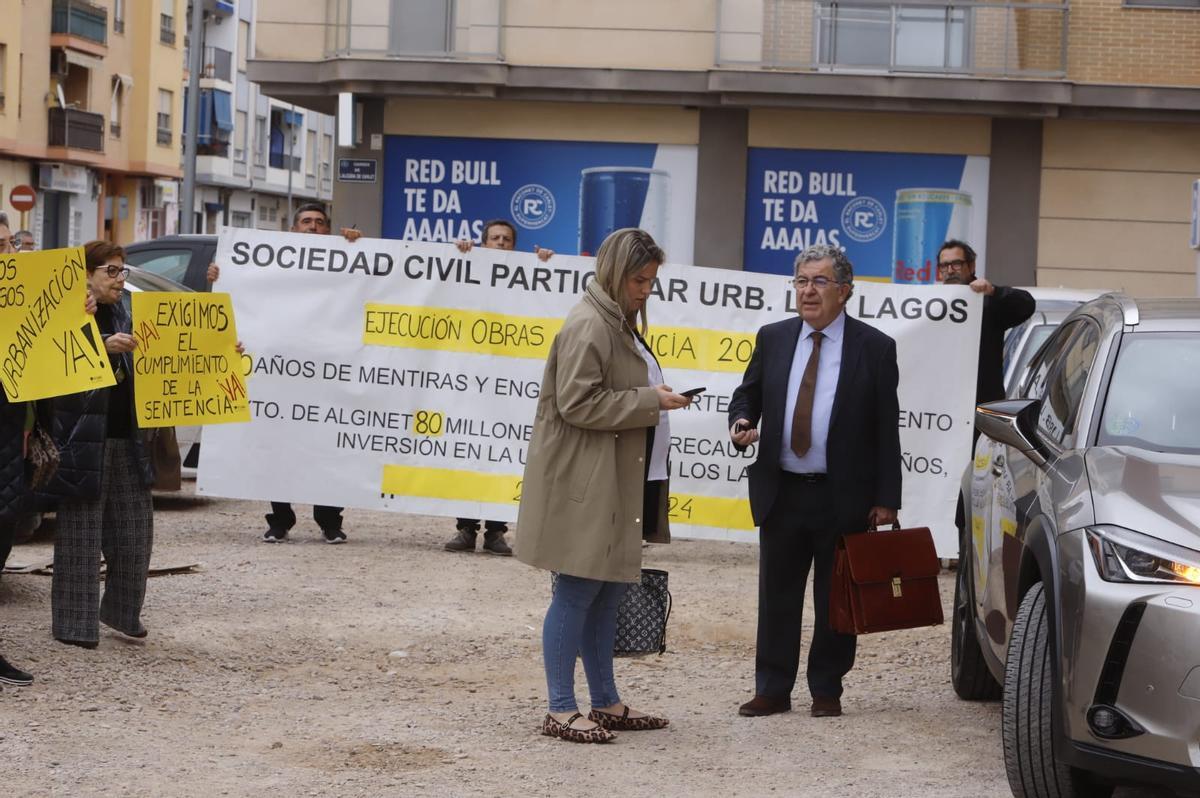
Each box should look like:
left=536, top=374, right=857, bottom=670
left=55, top=638, right=98, bottom=650
left=810, top=696, right=842, bottom=717
left=738, top=695, right=792, bottom=717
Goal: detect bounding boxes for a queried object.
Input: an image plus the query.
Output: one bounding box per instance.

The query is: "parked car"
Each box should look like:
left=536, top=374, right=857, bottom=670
left=124, top=234, right=216, bottom=293
left=953, top=294, right=1200, bottom=797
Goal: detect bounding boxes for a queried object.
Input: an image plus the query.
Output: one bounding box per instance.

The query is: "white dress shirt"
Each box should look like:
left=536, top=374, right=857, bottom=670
left=779, top=311, right=846, bottom=474
left=634, top=334, right=670, bottom=481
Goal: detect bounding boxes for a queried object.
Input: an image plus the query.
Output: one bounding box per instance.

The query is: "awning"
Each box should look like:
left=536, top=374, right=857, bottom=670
left=63, top=49, right=103, bottom=71
left=213, top=90, right=233, bottom=132
left=197, top=91, right=213, bottom=145
left=113, top=73, right=134, bottom=89
left=282, top=109, right=303, bottom=127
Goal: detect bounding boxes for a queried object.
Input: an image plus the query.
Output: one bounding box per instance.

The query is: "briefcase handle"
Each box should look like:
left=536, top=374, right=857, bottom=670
left=867, top=521, right=902, bottom=533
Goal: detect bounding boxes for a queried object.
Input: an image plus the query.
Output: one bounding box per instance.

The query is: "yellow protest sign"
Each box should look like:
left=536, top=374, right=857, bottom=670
left=131, top=291, right=250, bottom=428
left=0, top=247, right=115, bottom=402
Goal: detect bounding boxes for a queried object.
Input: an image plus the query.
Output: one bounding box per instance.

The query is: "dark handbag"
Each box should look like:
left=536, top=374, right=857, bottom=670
left=615, top=568, right=672, bottom=656
left=146, top=427, right=182, bottom=491
left=830, top=523, right=943, bottom=635
left=25, top=424, right=60, bottom=490
left=550, top=568, right=673, bottom=656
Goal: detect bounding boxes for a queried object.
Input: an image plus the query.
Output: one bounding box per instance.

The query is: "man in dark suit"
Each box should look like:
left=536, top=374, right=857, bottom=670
left=936, top=239, right=1034, bottom=405
left=728, top=244, right=902, bottom=719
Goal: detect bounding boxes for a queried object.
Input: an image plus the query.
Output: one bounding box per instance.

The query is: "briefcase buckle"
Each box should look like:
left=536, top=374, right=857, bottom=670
left=891, top=577, right=903, bottom=598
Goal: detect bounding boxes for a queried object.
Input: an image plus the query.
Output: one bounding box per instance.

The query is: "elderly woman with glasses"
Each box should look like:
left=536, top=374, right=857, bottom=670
left=44, top=240, right=156, bottom=649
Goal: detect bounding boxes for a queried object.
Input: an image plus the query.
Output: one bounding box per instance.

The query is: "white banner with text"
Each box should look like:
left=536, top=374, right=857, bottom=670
left=198, top=229, right=982, bottom=555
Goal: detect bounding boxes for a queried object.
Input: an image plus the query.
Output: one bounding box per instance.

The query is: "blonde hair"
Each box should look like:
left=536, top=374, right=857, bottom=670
left=592, top=228, right=664, bottom=335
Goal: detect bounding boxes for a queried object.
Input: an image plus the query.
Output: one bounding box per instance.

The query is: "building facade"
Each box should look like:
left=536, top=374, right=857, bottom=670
left=188, top=0, right=335, bottom=235
left=0, top=0, right=185, bottom=248
left=248, top=0, right=1200, bottom=295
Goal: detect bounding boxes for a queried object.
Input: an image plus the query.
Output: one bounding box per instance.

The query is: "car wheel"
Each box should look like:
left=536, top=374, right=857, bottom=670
left=951, top=530, right=1002, bottom=700
left=1003, top=582, right=1113, bottom=798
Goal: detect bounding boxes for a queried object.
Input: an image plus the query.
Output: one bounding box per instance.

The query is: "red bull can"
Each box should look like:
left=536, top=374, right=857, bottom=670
left=892, top=189, right=972, bottom=284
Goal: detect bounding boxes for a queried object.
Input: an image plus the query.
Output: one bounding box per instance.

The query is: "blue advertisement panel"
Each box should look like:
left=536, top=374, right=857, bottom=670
left=382, top=136, right=697, bottom=262
left=744, top=148, right=989, bottom=281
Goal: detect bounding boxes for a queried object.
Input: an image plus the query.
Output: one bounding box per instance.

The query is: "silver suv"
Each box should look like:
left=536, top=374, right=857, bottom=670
left=952, top=294, right=1200, bottom=797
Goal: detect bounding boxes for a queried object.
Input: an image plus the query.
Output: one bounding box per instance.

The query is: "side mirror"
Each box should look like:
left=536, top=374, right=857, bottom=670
left=975, top=399, right=1047, bottom=467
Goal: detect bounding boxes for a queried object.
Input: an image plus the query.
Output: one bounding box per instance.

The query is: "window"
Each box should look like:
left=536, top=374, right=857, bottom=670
left=1100, top=333, right=1200, bottom=454
left=0, top=44, right=6, bottom=112
left=237, top=20, right=250, bottom=72
left=157, top=89, right=173, bottom=145
left=268, top=108, right=302, bottom=171
left=254, top=114, right=267, bottom=166
left=109, top=75, right=126, bottom=138
left=234, top=109, right=248, bottom=162
left=1035, top=322, right=1101, bottom=446
left=816, top=4, right=969, bottom=71
left=231, top=211, right=252, bottom=228
left=321, top=133, right=333, bottom=182
left=160, top=0, right=176, bottom=45
left=389, top=0, right=452, bottom=54
left=306, top=129, right=317, bottom=176
left=124, top=248, right=192, bottom=284
left=114, top=0, right=125, bottom=33
left=1124, top=0, right=1200, bottom=6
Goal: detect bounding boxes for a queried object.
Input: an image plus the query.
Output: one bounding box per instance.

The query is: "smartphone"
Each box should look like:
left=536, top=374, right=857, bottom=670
left=680, top=387, right=706, bottom=398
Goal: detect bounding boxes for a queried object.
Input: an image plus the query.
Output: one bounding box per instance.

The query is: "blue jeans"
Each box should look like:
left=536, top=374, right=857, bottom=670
left=543, top=574, right=629, bottom=713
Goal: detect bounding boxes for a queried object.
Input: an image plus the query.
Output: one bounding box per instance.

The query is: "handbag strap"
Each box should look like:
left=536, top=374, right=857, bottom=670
left=657, top=585, right=672, bottom=655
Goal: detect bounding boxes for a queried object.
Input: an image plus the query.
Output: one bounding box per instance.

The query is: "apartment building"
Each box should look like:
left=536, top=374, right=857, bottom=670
left=187, top=0, right=334, bottom=235
left=0, top=0, right=184, bottom=248
left=249, top=0, right=1200, bottom=295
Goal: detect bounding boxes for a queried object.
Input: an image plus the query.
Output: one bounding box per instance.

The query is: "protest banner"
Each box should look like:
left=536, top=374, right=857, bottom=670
left=198, top=229, right=981, bottom=555
left=0, top=246, right=115, bottom=402
left=130, top=291, right=250, bottom=428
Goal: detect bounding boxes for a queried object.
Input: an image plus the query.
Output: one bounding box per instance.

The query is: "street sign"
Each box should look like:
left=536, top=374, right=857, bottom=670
left=9, top=184, right=35, bottom=212
left=338, top=158, right=377, bottom=183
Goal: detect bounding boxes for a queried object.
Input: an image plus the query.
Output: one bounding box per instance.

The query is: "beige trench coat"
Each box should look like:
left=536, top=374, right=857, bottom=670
left=515, top=281, right=671, bottom=583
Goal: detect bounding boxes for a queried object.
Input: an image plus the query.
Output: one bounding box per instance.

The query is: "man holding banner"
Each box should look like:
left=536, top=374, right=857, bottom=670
left=445, top=219, right=554, bottom=556
left=729, top=244, right=901, bottom=720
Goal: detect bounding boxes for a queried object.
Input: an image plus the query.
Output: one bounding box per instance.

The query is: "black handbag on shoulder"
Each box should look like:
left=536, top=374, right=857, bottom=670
left=550, top=568, right=673, bottom=656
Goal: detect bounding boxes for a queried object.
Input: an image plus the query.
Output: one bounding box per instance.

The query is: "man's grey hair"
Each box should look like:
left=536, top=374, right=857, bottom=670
left=793, top=244, right=854, bottom=299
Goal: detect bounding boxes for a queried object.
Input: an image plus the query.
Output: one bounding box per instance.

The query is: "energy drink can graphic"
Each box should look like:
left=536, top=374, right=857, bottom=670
left=892, top=189, right=972, bottom=284
left=578, top=167, right=670, bottom=256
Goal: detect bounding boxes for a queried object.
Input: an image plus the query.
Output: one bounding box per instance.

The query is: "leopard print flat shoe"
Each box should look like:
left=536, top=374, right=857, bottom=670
left=542, top=713, right=616, bottom=743
left=588, top=706, right=670, bottom=731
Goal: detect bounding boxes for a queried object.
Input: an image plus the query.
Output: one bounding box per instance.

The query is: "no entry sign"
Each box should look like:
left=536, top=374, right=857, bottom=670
left=10, top=185, right=36, bottom=212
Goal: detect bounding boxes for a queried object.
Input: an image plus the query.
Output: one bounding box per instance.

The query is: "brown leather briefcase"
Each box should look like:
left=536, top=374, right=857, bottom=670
left=830, top=524, right=944, bottom=635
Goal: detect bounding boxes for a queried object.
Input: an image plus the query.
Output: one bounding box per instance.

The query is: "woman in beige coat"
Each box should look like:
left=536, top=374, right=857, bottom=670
left=516, top=228, right=692, bottom=743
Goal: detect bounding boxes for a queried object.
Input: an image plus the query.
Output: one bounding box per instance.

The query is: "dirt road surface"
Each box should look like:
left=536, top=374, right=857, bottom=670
left=1, top=488, right=1171, bottom=797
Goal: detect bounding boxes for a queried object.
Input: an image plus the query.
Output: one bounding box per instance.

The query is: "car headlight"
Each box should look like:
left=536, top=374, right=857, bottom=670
left=1085, top=526, right=1200, bottom=586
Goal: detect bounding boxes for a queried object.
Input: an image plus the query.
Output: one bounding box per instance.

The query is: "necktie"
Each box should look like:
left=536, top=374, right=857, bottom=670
left=790, top=331, right=824, bottom=457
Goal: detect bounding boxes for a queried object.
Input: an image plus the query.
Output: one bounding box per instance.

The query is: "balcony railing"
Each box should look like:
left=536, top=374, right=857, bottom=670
left=51, top=0, right=109, bottom=46
left=314, top=0, right=503, bottom=60
left=203, top=46, right=233, bottom=81
left=48, top=107, right=105, bottom=152
left=160, top=14, right=176, bottom=45
left=717, top=0, right=1069, bottom=78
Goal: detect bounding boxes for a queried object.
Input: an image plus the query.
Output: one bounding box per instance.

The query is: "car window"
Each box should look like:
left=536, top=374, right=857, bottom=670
left=1022, top=321, right=1081, bottom=401
left=1002, top=320, right=1029, bottom=374
left=1036, top=321, right=1100, bottom=446
left=124, top=248, right=192, bottom=284
left=1099, top=333, right=1200, bottom=454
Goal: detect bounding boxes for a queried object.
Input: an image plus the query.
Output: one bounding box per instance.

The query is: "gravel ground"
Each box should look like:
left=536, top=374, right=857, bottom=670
left=0, top=486, right=1170, bottom=797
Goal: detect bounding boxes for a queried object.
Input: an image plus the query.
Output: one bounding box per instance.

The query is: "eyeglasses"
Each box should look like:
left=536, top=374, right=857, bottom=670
left=936, top=259, right=970, bottom=273
left=103, top=265, right=130, bottom=279
left=792, top=276, right=841, bottom=290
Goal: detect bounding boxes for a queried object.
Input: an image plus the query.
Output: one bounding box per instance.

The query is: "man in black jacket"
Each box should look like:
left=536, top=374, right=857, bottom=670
left=936, top=239, right=1035, bottom=405
left=728, top=244, right=902, bottom=719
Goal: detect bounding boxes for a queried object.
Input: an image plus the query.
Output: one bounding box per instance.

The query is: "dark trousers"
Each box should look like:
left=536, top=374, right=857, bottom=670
left=755, top=472, right=857, bottom=700
left=0, top=520, right=14, bottom=573
left=267, top=503, right=343, bottom=533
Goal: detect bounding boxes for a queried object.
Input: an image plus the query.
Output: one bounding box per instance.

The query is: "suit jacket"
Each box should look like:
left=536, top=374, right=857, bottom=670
left=728, top=313, right=902, bottom=531
left=977, top=286, right=1035, bottom=404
